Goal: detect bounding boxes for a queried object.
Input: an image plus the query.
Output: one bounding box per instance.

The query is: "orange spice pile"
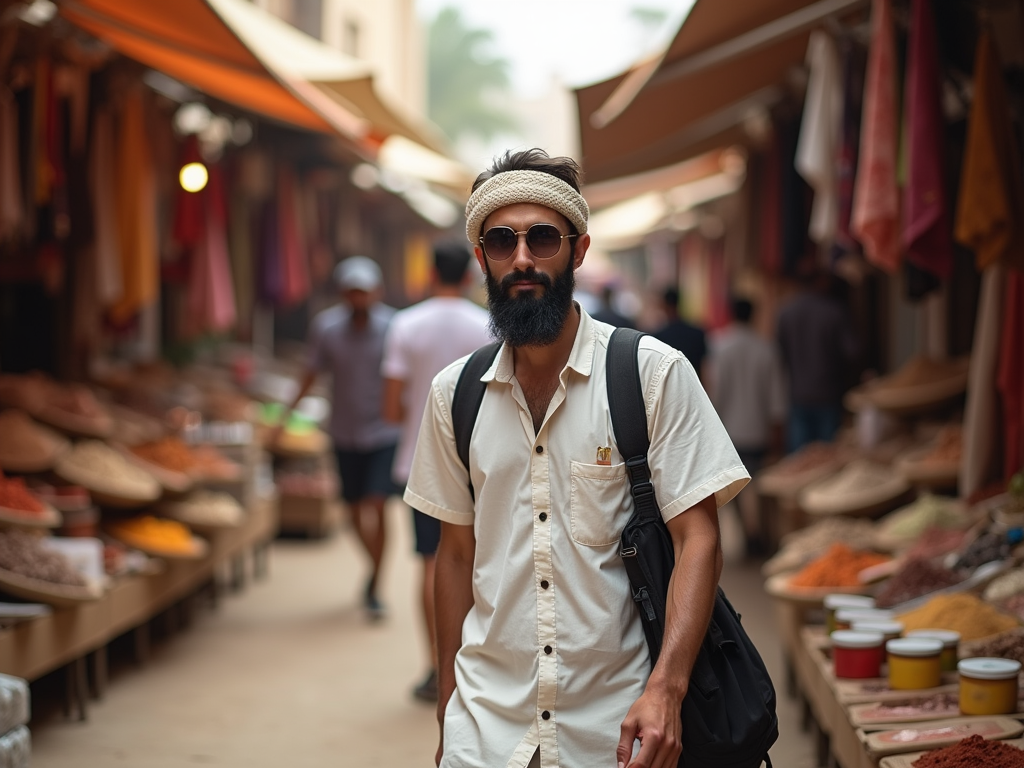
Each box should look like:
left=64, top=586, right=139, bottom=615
left=789, top=543, right=889, bottom=588
left=131, top=437, right=198, bottom=474
left=0, top=475, right=45, bottom=513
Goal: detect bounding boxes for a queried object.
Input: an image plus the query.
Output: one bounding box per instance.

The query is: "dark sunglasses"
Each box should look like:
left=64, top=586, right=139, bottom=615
left=479, top=224, right=577, bottom=261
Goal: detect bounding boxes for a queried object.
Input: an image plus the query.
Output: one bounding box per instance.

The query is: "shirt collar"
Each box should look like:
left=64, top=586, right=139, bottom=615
left=482, top=303, right=596, bottom=384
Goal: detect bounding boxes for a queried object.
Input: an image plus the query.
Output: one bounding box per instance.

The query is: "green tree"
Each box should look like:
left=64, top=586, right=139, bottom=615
left=427, top=7, right=518, bottom=143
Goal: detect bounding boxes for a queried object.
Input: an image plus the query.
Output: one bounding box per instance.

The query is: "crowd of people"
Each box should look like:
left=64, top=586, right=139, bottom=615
left=272, top=148, right=855, bottom=768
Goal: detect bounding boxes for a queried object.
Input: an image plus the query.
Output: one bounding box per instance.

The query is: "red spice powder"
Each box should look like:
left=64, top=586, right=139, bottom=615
left=0, top=476, right=45, bottom=513
left=912, top=735, right=1024, bottom=768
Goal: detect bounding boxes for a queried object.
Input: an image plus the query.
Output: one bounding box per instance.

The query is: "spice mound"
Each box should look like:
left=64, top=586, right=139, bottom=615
left=0, top=530, right=84, bottom=586
left=955, top=532, right=1009, bottom=570
left=0, top=476, right=45, bottom=515
left=764, top=517, right=879, bottom=576
left=961, top=628, right=1024, bottom=667
left=898, top=593, right=1019, bottom=641
left=789, top=543, right=889, bottom=588
left=163, top=492, right=243, bottom=527
left=875, top=559, right=964, bottom=609
left=107, top=516, right=198, bottom=556
left=189, top=445, right=241, bottom=481
left=131, top=437, right=198, bottom=474
left=56, top=441, right=160, bottom=500
left=985, top=569, right=1024, bottom=603
left=904, top=528, right=968, bottom=562
left=912, top=734, right=1024, bottom=768
left=0, top=409, right=68, bottom=472
left=878, top=495, right=968, bottom=543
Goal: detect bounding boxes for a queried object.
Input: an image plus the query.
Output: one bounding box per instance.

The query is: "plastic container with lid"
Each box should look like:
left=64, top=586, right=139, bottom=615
left=851, top=620, right=904, bottom=642
left=906, top=629, right=960, bottom=672
left=958, top=657, right=1021, bottom=715
left=887, top=637, right=943, bottom=690
left=834, top=607, right=896, bottom=630
left=824, top=594, right=876, bottom=633
left=832, top=630, right=885, bottom=679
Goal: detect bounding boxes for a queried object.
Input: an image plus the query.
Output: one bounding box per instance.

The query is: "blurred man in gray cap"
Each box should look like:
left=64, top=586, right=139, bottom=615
left=276, top=256, right=400, bottom=619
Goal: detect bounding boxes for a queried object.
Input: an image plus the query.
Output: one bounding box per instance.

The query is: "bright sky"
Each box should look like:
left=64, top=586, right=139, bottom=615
left=415, top=0, right=696, bottom=98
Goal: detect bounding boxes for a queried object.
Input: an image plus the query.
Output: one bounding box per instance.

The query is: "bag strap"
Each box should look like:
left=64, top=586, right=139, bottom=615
left=452, top=342, right=502, bottom=499
left=606, top=328, right=660, bottom=523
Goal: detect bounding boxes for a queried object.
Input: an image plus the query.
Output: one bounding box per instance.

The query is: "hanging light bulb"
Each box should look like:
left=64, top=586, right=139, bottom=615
left=179, top=162, right=209, bottom=193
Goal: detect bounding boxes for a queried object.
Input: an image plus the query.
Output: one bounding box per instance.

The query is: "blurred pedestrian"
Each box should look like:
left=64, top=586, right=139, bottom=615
left=776, top=269, right=858, bottom=452
left=276, top=256, right=399, bottom=620
left=653, top=286, right=708, bottom=382
left=590, top=284, right=635, bottom=328
left=381, top=242, right=490, bottom=703
left=707, top=298, right=786, bottom=557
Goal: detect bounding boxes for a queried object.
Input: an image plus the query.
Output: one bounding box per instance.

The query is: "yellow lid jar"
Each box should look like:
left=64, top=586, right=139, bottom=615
left=887, top=638, right=943, bottom=690
left=958, top=658, right=1021, bottom=716
left=906, top=629, right=960, bottom=673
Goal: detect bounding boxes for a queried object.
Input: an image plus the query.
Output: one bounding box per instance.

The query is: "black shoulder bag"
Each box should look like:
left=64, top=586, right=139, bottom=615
left=452, top=331, right=778, bottom=768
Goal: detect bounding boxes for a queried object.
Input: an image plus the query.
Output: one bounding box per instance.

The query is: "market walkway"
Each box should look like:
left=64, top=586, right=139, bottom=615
left=30, top=502, right=814, bottom=767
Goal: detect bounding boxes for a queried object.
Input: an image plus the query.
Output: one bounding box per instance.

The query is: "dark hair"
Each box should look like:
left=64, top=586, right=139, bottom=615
left=732, top=298, right=754, bottom=323
left=662, top=287, right=680, bottom=309
left=434, top=241, right=472, bottom=286
left=472, top=149, right=584, bottom=236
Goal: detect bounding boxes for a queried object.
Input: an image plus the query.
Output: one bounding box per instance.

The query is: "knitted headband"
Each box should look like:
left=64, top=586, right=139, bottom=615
left=465, top=170, right=589, bottom=245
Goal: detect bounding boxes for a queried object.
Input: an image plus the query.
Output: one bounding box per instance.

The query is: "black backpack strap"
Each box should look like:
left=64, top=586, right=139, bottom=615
left=451, top=342, right=502, bottom=499
left=606, top=328, right=659, bottom=522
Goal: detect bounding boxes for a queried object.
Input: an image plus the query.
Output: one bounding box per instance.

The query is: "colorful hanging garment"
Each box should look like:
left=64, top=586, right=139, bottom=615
left=88, top=105, right=122, bottom=308
left=228, top=185, right=255, bottom=335
left=960, top=264, right=1006, bottom=497
left=796, top=30, right=842, bottom=248
left=999, top=271, right=1024, bottom=479
left=172, top=136, right=205, bottom=251
left=902, top=0, right=952, bottom=280
left=201, top=164, right=236, bottom=332
left=851, top=0, right=900, bottom=273
left=277, top=165, right=310, bottom=308
left=258, top=196, right=283, bottom=306
left=831, top=39, right=865, bottom=263
left=109, top=87, right=158, bottom=326
left=0, top=86, right=23, bottom=241
left=32, top=57, right=55, bottom=207
left=954, top=32, right=1024, bottom=272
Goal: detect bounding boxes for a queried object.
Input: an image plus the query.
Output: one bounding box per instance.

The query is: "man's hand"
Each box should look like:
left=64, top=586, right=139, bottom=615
left=616, top=685, right=682, bottom=768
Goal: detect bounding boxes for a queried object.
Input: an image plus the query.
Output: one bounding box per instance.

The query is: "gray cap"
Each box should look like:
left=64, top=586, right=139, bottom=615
left=334, top=256, right=382, bottom=291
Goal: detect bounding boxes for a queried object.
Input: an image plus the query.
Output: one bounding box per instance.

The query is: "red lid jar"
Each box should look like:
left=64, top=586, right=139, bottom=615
left=832, top=630, right=885, bottom=679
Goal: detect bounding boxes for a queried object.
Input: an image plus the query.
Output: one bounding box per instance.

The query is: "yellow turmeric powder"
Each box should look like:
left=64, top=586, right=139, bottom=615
left=898, top=593, right=1019, bottom=641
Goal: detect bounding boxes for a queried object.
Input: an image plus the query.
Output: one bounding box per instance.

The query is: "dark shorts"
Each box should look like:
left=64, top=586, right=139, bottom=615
left=334, top=444, right=398, bottom=503
left=411, top=508, right=441, bottom=557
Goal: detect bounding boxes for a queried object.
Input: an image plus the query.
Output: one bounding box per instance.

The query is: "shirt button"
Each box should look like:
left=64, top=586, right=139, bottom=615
left=538, top=512, right=547, bottom=522
left=542, top=710, right=551, bottom=720
left=536, top=445, right=544, bottom=454
left=544, top=645, right=552, bottom=654
left=540, top=580, right=549, bottom=589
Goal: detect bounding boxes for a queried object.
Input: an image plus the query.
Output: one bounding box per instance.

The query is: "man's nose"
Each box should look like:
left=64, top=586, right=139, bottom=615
left=509, top=232, right=535, bottom=271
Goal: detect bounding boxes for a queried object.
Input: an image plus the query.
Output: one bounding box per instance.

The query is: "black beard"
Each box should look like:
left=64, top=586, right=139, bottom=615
left=485, top=258, right=576, bottom=347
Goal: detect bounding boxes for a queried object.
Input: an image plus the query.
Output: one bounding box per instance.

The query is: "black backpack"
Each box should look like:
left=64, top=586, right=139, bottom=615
left=451, top=328, right=778, bottom=768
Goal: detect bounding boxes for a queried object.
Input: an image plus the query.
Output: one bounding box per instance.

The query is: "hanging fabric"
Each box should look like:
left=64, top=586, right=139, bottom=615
left=172, top=135, right=205, bottom=251
left=960, top=264, right=1006, bottom=497
left=796, top=30, right=842, bottom=248
left=901, top=0, right=953, bottom=281
left=831, top=39, right=865, bottom=264
left=757, top=133, right=783, bottom=276
left=277, top=165, right=310, bottom=307
left=89, top=104, right=122, bottom=308
left=201, top=164, right=236, bottom=332
left=851, top=0, right=901, bottom=273
left=954, top=32, right=1024, bottom=272
left=999, top=271, right=1024, bottom=479
left=227, top=181, right=255, bottom=336
left=0, top=86, right=23, bottom=241
left=109, top=86, right=158, bottom=326
left=258, top=195, right=282, bottom=306
left=33, top=57, right=56, bottom=207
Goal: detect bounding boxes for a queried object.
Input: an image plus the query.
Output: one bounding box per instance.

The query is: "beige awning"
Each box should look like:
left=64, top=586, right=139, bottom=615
left=576, top=0, right=869, bottom=183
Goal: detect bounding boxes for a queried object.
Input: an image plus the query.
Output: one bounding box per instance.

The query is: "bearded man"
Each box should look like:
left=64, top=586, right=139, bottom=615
left=404, top=149, right=748, bottom=768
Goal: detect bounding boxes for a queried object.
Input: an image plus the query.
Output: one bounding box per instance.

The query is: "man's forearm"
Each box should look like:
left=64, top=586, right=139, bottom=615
left=647, top=520, right=721, bottom=702
left=434, top=530, right=475, bottom=726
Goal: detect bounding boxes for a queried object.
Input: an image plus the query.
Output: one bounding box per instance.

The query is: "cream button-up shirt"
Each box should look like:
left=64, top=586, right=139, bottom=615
left=405, top=308, right=748, bottom=768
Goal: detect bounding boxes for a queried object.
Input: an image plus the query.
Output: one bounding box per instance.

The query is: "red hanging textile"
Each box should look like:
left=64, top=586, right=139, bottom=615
left=851, top=0, right=900, bottom=273
left=901, top=0, right=952, bottom=280
left=202, top=164, right=236, bottom=332
left=954, top=32, right=1024, bottom=272
left=999, top=270, right=1024, bottom=479
left=277, top=165, right=309, bottom=307
left=172, top=136, right=205, bottom=251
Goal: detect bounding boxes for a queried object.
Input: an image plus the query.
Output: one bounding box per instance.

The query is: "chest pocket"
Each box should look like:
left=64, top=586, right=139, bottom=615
left=569, top=460, right=631, bottom=547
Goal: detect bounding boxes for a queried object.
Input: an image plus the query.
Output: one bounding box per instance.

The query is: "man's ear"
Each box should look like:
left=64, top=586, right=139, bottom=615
left=572, top=233, right=591, bottom=270
left=474, top=246, right=486, bottom=274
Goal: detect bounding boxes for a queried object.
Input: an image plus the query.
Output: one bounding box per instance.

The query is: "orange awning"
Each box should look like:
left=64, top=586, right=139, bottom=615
left=576, top=0, right=868, bottom=183
left=59, top=0, right=358, bottom=138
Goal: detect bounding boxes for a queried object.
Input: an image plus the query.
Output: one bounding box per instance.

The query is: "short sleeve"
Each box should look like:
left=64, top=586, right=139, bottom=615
left=381, top=314, right=410, bottom=382
left=643, top=347, right=749, bottom=521
left=403, top=372, right=476, bottom=525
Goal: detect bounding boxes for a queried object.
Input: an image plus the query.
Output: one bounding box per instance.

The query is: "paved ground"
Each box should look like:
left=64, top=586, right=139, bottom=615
left=30, top=501, right=815, bottom=767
